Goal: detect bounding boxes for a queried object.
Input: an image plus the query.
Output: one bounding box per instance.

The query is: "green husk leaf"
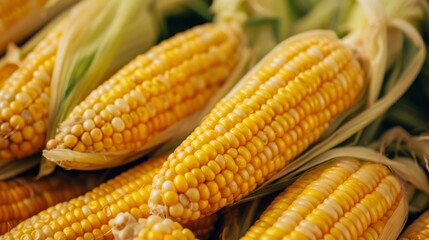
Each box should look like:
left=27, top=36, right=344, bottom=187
left=0, top=0, right=77, bottom=53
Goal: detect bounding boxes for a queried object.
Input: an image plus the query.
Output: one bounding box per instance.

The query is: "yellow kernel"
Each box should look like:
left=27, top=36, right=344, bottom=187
left=201, top=166, right=215, bottom=181
left=191, top=168, right=205, bottom=183
left=33, top=120, right=46, bottom=134
left=101, top=123, right=113, bottom=137
left=123, top=130, right=131, bottom=143
left=112, top=133, right=123, bottom=145
left=73, top=142, right=86, bottom=152
left=164, top=191, right=179, bottom=206
left=64, top=135, right=79, bottom=148
left=10, top=101, right=23, bottom=114
left=10, top=132, right=23, bottom=144
left=1, top=108, right=13, bottom=120
left=169, top=204, right=185, bottom=218
left=9, top=115, right=25, bottom=129
left=90, top=128, right=103, bottom=142
left=46, top=139, right=58, bottom=150
left=22, top=126, right=35, bottom=140
left=71, top=124, right=84, bottom=137
left=184, top=172, right=198, bottom=188
left=174, top=175, right=189, bottom=193
left=198, top=184, right=210, bottom=200
left=20, top=142, right=33, bottom=153
left=81, top=132, right=93, bottom=146
left=83, top=119, right=95, bottom=131
left=184, top=155, right=200, bottom=169
left=121, top=114, right=133, bottom=128
left=185, top=188, right=200, bottom=202
left=175, top=163, right=189, bottom=175
left=94, top=142, right=104, bottom=151
left=112, top=117, right=125, bottom=132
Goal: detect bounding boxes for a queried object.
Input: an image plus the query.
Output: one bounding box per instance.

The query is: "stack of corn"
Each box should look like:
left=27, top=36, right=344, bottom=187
left=0, top=0, right=427, bottom=239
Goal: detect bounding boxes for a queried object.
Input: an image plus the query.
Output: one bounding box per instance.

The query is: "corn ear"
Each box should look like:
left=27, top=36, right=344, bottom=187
left=43, top=22, right=249, bottom=170
left=241, top=158, right=407, bottom=240
left=148, top=29, right=365, bottom=222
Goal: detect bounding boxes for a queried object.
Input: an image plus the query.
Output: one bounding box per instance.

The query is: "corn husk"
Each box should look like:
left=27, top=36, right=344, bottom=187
left=0, top=0, right=77, bottom=53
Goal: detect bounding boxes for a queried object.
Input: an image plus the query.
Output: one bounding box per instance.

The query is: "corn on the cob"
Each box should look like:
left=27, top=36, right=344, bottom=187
left=0, top=23, right=62, bottom=161
left=399, top=210, right=429, bottom=239
left=0, top=171, right=88, bottom=235
left=112, top=213, right=196, bottom=240
left=149, top=31, right=365, bottom=222
left=1, top=154, right=165, bottom=239
left=45, top=23, right=244, bottom=160
left=241, top=158, right=404, bottom=240
left=0, top=0, right=48, bottom=34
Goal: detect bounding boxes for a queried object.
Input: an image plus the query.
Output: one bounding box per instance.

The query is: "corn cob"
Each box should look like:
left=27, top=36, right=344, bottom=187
left=0, top=23, right=62, bottom=161
left=148, top=31, right=365, bottom=222
left=0, top=170, right=88, bottom=235
left=241, top=158, right=404, bottom=240
left=399, top=210, right=429, bottom=239
left=45, top=23, right=244, bottom=160
left=112, top=213, right=197, bottom=240
left=1, top=154, right=165, bottom=240
left=0, top=0, right=49, bottom=34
